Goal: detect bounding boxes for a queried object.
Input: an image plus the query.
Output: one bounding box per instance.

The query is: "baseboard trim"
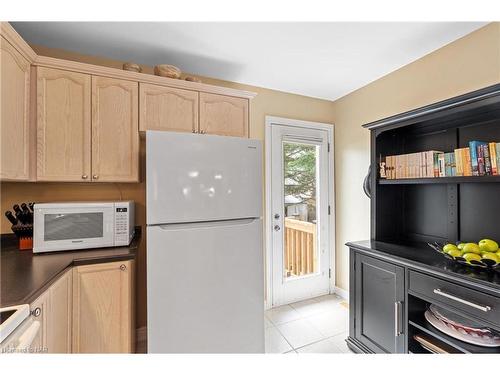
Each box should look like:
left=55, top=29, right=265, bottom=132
left=346, top=337, right=372, bottom=354
left=333, top=286, right=349, bottom=301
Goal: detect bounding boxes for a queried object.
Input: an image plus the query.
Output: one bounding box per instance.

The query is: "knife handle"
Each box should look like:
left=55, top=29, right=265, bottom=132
left=5, top=210, right=18, bottom=225
left=13, top=204, right=26, bottom=224
left=21, top=203, right=33, bottom=223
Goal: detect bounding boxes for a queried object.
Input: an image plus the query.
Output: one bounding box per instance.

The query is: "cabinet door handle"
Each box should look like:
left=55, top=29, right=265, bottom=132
left=82, top=175, right=88, bottom=180
left=200, top=130, right=206, bottom=134
left=433, top=288, right=491, bottom=312
left=394, top=301, right=402, bottom=337
left=93, top=175, right=99, bottom=180
left=120, top=264, right=127, bottom=271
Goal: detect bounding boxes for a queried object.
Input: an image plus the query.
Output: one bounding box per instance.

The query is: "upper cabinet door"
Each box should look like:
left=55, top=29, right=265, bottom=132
left=0, top=36, right=30, bottom=181
left=91, top=76, right=139, bottom=182
left=139, top=83, right=199, bottom=133
left=37, top=67, right=91, bottom=181
left=199, top=93, right=249, bottom=137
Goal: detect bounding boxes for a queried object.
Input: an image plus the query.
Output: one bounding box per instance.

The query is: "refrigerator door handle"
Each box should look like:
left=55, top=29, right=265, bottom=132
left=156, top=218, right=259, bottom=231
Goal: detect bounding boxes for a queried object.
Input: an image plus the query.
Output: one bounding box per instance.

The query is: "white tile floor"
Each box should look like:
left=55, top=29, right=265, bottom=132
left=265, top=294, right=352, bottom=354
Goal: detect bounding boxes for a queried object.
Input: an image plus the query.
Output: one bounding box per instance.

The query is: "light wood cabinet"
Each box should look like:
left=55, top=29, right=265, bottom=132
left=200, top=93, right=249, bottom=137
left=139, top=83, right=198, bottom=133
left=30, top=289, right=49, bottom=353
left=36, top=67, right=91, bottom=181
left=72, top=260, right=135, bottom=353
left=92, top=77, right=139, bottom=182
left=29, top=269, right=72, bottom=353
left=0, top=36, right=31, bottom=181
left=47, top=269, right=73, bottom=353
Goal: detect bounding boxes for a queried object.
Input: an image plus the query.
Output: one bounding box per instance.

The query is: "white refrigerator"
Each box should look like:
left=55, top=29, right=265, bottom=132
left=146, top=131, right=264, bottom=353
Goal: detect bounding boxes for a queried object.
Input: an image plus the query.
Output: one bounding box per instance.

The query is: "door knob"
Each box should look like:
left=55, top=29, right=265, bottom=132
left=274, top=225, right=280, bottom=231
left=82, top=175, right=88, bottom=180
left=93, top=175, right=99, bottom=180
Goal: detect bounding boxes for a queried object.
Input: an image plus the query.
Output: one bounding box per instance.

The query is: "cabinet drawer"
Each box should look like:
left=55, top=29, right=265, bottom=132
left=408, top=270, right=500, bottom=328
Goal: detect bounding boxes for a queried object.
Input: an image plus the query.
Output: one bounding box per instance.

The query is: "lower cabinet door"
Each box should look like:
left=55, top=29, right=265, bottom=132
left=354, top=253, right=406, bottom=353
left=47, top=269, right=72, bottom=353
left=30, top=289, right=50, bottom=353
left=72, top=260, right=135, bottom=353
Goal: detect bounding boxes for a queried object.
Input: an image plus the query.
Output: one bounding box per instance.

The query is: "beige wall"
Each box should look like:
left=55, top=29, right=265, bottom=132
left=0, top=44, right=335, bottom=327
left=332, top=22, right=500, bottom=291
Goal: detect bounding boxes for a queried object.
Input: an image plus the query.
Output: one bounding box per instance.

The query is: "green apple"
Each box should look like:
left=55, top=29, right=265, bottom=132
left=479, top=239, right=499, bottom=253
left=443, top=244, right=458, bottom=254
left=463, top=253, right=482, bottom=263
left=462, top=243, right=481, bottom=255
left=448, top=249, right=463, bottom=258
left=457, top=243, right=466, bottom=251
left=482, top=252, right=500, bottom=263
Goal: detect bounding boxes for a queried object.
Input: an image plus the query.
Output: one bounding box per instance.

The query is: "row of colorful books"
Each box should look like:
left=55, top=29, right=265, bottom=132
left=381, top=141, right=500, bottom=179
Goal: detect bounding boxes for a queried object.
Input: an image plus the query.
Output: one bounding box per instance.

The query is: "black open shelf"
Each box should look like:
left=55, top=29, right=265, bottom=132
left=408, top=330, right=462, bottom=354
left=379, top=175, right=500, bottom=185
left=408, top=312, right=500, bottom=354
left=368, top=86, right=500, bottom=245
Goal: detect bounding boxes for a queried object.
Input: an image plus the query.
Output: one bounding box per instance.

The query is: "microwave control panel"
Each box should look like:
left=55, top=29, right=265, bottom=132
left=114, top=202, right=134, bottom=245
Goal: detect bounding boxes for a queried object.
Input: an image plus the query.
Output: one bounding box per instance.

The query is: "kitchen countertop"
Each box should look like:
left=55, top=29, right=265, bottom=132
left=1, top=227, right=141, bottom=308
left=347, top=240, right=500, bottom=294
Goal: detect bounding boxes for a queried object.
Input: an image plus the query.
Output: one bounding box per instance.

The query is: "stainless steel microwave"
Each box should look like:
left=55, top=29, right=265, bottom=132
left=33, top=201, right=134, bottom=253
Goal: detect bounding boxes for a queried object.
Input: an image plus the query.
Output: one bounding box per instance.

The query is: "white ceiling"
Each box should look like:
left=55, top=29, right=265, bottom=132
left=12, top=22, right=487, bottom=100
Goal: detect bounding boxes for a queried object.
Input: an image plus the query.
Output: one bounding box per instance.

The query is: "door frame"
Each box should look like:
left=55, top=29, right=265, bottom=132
left=265, top=116, right=335, bottom=309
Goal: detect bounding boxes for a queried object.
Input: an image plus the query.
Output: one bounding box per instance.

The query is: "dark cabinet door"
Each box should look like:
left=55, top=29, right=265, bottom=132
left=354, top=253, right=405, bottom=353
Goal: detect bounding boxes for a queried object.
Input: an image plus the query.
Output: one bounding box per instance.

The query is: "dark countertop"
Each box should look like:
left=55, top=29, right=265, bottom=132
left=346, top=240, right=500, bottom=295
left=1, top=227, right=141, bottom=308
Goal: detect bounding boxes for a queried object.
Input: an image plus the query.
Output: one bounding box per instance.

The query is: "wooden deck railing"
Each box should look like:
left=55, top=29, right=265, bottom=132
left=284, top=218, right=317, bottom=277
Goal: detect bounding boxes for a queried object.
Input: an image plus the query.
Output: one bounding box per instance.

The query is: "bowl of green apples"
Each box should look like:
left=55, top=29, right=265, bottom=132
left=428, top=239, right=500, bottom=270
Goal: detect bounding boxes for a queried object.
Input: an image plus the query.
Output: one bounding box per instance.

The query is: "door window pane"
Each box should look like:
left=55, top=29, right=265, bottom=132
left=283, top=142, right=319, bottom=278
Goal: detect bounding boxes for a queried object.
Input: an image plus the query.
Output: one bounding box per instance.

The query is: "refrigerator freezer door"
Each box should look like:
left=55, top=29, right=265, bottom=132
left=147, top=131, right=262, bottom=225
left=147, top=218, right=264, bottom=353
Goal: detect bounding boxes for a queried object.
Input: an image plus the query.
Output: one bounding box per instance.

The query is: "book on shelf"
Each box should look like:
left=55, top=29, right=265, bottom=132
left=380, top=142, right=500, bottom=180
left=438, top=153, right=446, bottom=177
left=496, top=143, right=500, bottom=174
left=463, top=147, right=472, bottom=176
left=469, top=141, right=487, bottom=176
left=490, top=142, right=498, bottom=175
left=444, top=152, right=456, bottom=177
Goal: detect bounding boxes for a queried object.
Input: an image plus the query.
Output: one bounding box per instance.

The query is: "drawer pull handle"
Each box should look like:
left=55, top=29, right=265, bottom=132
left=394, top=301, right=403, bottom=337
left=433, top=288, right=491, bottom=312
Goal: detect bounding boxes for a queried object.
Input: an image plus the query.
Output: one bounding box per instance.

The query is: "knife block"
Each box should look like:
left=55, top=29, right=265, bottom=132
left=18, top=236, right=33, bottom=250
left=11, top=224, right=33, bottom=250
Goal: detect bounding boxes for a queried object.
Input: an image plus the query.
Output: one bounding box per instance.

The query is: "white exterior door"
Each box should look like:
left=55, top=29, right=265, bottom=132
left=269, top=122, right=332, bottom=306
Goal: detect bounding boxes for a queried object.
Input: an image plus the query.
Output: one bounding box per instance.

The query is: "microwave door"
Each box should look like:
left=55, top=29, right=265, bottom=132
left=33, top=206, right=114, bottom=253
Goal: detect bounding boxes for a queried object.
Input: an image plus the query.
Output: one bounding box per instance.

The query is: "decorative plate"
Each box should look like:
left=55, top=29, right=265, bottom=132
left=425, top=309, right=500, bottom=347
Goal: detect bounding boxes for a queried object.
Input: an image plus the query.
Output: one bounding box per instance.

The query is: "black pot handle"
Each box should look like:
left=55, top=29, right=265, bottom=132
left=363, top=165, right=372, bottom=198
